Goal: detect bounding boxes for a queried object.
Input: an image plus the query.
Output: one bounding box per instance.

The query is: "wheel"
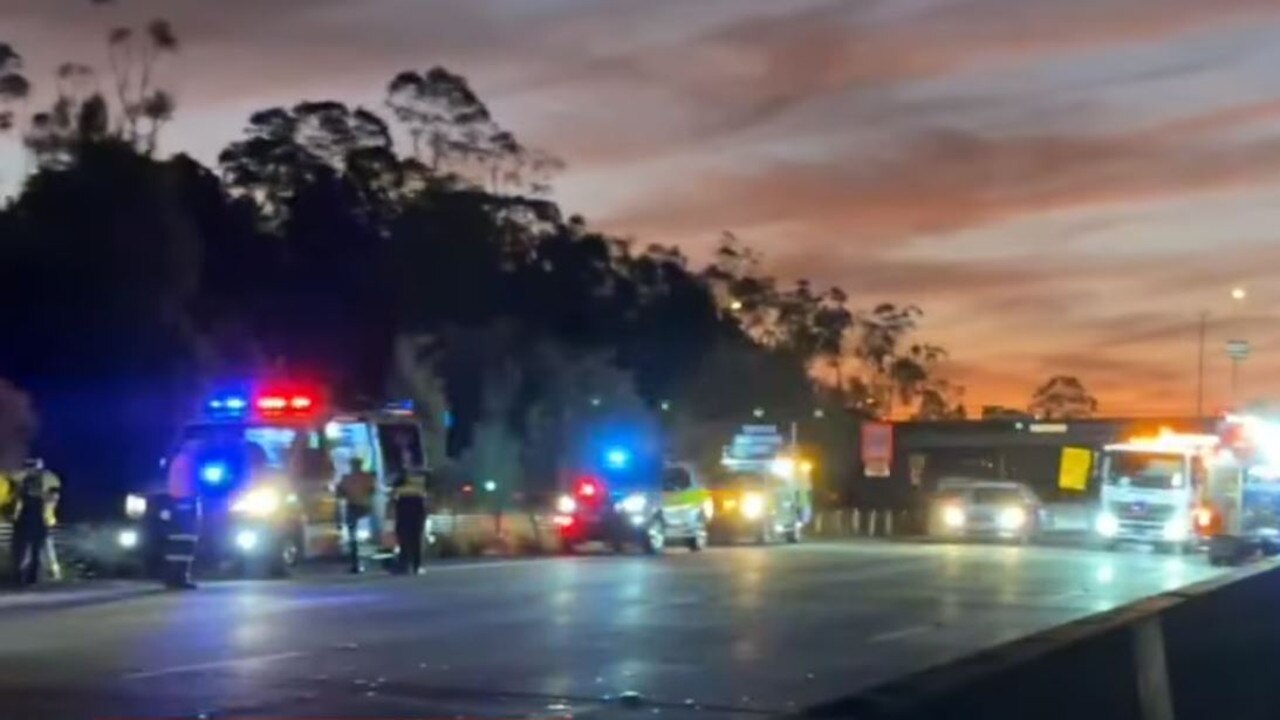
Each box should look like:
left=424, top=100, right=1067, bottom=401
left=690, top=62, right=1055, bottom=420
left=687, top=523, right=708, bottom=552
left=642, top=518, right=666, bottom=555
left=270, top=535, right=301, bottom=578
left=784, top=515, right=803, bottom=544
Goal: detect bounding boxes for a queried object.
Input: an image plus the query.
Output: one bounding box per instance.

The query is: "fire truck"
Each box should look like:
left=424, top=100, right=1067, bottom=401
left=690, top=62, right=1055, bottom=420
left=110, top=381, right=429, bottom=577
left=1197, top=413, right=1280, bottom=565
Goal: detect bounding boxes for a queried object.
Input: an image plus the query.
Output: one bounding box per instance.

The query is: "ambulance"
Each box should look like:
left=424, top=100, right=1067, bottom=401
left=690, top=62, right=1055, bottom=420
left=115, top=381, right=429, bottom=576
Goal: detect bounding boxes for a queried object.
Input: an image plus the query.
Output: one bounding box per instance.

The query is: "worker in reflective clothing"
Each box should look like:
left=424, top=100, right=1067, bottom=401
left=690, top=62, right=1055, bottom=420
left=336, top=458, right=376, bottom=573
left=391, top=470, right=427, bottom=574
left=39, top=468, right=61, bottom=581
left=10, top=458, right=60, bottom=587
left=161, top=440, right=202, bottom=590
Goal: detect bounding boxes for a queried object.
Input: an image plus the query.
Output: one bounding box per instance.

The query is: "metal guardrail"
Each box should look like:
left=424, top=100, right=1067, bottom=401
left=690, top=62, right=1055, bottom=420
left=802, top=560, right=1280, bottom=720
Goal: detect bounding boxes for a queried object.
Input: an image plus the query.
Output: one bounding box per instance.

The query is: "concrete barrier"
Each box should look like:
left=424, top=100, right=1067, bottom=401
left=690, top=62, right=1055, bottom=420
left=802, top=560, right=1280, bottom=720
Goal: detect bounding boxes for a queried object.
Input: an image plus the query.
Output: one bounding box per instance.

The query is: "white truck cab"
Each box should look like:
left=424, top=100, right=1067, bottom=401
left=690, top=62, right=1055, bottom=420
left=1096, top=431, right=1216, bottom=551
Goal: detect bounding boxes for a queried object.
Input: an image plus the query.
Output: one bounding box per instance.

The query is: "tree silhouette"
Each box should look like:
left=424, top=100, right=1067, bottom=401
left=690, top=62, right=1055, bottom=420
left=1028, top=376, right=1099, bottom=420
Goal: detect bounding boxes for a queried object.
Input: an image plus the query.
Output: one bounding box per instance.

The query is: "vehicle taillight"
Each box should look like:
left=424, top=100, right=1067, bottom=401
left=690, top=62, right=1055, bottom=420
left=1194, top=506, right=1215, bottom=531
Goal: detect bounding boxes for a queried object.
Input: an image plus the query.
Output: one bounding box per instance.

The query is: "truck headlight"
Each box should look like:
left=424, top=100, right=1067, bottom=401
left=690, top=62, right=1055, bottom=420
left=741, top=492, right=766, bottom=520
left=619, top=493, right=647, bottom=514
left=942, top=505, right=966, bottom=529
left=117, top=529, right=140, bottom=549
left=235, top=529, right=260, bottom=551
left=1162, top=517, right=1189, bottom=542
left=124, top=494, right=147, bottom=520
left=230, top=487, right=282, bottom=517
left=998, top=506, right=1027, bottom=530
left=1096, top=511, right=1119, bottom=538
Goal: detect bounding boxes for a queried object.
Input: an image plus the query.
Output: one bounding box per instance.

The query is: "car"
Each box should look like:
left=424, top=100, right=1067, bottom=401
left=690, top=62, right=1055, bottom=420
left=555, top=461, right=711, bottom=554
left=926, top=479, right=1046, bottom=543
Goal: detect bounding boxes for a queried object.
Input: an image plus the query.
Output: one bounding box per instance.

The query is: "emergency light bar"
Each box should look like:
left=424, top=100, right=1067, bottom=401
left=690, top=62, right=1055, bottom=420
left=202, top=381, right=324, bottom=421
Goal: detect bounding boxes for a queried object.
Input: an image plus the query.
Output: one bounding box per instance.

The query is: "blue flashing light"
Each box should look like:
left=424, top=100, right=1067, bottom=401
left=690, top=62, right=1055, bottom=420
left=200, top=462, right=229, bottom=486
left=206, top=393, right=248, bottom=416
left=604, top=447, right=631, bottom=470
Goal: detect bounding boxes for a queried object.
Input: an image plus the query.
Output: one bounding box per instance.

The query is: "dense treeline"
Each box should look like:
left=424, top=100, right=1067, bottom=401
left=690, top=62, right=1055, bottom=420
left=0, top=18, right=960, bottom=516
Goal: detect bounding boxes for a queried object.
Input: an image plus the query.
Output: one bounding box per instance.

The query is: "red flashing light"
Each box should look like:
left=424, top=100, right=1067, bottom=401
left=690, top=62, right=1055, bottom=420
left=257, top=396, right=287, bottom=411
left=576, top=476, right=602, bottom=498
left=289, top=395, right=314, bottom=410
left=553, top=514, right=574, bottom=528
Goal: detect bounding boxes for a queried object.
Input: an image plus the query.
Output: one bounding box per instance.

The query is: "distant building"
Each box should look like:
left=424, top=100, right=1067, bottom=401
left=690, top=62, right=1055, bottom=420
left=980, top=405, right=1032, bottom=420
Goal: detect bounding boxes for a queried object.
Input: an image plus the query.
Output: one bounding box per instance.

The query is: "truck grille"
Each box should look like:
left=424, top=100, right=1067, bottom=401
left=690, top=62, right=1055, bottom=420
left=1109, top=501, right=1177, bottom=523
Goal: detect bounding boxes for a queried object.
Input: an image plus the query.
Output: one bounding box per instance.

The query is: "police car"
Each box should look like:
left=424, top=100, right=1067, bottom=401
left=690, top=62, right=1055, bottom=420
left=554, top=447, right=711, bottom=555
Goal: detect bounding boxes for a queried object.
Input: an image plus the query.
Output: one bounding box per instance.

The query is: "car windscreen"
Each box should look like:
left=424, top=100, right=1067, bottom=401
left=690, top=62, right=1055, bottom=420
left=1104, top=451, right=1186, bottom=489
left=970, top=488, right=1023, bottom=505
left=180, top=424, right=299, bottom=471
left=709, top=472, right=766, bottom=489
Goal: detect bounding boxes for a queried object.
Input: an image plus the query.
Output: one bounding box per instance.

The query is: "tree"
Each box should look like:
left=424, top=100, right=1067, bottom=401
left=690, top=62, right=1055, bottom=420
left=0, top=378, right=36, bottom=472
left=106, top=19, right=179, bottom=154
left=0, top=43, right=30, bottom=133
left=21, top=19, right=180, bottom=169
left=386, top=67, right=561, bottom=194
left=1028, top=376, right=1098, bottom=420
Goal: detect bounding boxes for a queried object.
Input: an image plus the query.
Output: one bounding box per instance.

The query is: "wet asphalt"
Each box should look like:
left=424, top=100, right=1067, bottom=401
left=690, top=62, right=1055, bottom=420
left=0, top=540, right=1224, bottom=719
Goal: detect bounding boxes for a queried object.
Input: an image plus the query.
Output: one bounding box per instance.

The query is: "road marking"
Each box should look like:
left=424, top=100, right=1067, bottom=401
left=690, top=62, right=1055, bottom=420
left=123, top=651, right=304, bottom=680
left=868, top=624, right=934, bottom=644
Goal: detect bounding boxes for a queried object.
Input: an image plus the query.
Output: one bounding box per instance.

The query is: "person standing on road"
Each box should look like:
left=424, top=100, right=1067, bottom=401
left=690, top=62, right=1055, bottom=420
left=391, top=469, right=427, bottom=575
left=9, top=458, right=59, bottom=587
left=160, top=440, right=202, bottom=590
left=39, top=468, right=61, bottom=581
left=336, top=457, right=375, bottom=573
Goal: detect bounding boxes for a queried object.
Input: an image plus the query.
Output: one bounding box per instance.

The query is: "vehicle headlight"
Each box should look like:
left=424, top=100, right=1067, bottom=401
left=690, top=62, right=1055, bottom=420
left=124, top=494, right=147, bottom=520
left=1096, top=511, right=1119, bottom=538
left=998, top=506, right=1027, bottom=530
left=702, top=498, right=714, bottom=520
left=230, top=487, right=282, bottom=517
left=1162, top=517, right=1189, bottom=542
left=942, top=505, right=966, bottom=529
left=555, top=494, right=577, bottom=514
left=235, top=529, right=259, bottom=551
left=117, top=529, right=139, bottom=549
left=619, top=493, right=647, bottom=514
left=741, top=492, right=766, bottom=520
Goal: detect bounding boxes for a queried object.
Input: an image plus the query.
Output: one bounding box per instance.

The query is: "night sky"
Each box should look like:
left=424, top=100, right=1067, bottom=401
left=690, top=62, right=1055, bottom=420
left=4, top=0, right=1280, bottom=416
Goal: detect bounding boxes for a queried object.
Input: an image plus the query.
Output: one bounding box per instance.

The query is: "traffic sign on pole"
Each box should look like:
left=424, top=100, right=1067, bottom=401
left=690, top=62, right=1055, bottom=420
left=1226, top=339, right=1250, bottom=360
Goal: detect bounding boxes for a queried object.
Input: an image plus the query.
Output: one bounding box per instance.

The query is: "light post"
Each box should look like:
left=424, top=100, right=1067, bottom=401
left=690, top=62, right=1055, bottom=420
left=1196, top=287, right=1248, bottom=415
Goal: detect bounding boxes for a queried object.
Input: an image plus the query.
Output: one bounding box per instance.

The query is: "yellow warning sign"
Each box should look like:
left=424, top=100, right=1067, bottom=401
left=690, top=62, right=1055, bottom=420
left=1058, top=446, right=1092, bottom=492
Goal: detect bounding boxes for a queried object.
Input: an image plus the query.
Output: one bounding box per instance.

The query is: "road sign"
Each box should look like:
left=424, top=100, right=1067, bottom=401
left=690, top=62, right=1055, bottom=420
left=1226, top=339, right=1250, bottom=360
left=861, top=422, right=893, bottom=478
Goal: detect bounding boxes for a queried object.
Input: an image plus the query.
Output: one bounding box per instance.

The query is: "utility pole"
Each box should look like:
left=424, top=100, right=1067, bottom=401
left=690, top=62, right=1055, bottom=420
left=1196, top=310, right=1207, bottom=417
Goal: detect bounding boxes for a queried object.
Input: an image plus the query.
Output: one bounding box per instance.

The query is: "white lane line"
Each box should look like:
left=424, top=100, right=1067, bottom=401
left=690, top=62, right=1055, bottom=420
left=868, top=624, right=935, bottom=644
left=123, top=651, right=305, bottom=681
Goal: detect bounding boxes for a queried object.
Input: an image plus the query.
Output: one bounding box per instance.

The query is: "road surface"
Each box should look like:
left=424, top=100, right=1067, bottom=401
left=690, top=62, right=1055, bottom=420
left=0, top=541, right=1224, bottom=719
